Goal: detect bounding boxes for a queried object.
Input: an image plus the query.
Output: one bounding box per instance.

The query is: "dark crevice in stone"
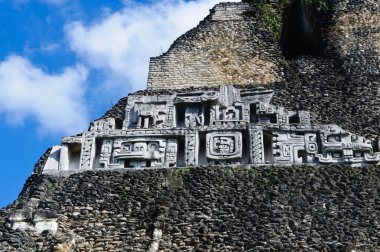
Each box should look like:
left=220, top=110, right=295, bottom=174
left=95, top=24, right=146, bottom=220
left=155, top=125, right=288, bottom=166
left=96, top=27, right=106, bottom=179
left=280, top=0, right=324, bottom=59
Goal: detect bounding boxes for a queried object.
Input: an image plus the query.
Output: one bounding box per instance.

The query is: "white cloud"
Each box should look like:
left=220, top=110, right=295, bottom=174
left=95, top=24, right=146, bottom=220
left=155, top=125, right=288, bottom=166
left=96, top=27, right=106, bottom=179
left=40, top=43, right=61, bottom=54
left=66, top=0, right=239, bottom=93
left=0, top=55, right=89, bottom=135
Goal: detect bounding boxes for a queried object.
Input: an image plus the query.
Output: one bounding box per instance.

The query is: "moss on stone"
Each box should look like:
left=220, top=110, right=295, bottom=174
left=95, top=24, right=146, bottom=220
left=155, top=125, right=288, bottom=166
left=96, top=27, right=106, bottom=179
left=258, top=0, right=289, bottom=40
left=243, top=0, right=289, bottom=40
left=304, top=0, right=329, bottom=12
left=244, top=0, right=329, bottom=40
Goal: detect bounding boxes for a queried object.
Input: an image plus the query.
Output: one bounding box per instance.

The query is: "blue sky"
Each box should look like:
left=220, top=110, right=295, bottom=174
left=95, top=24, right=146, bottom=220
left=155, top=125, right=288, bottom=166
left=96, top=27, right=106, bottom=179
left=0, top=0, right=239, bottom=208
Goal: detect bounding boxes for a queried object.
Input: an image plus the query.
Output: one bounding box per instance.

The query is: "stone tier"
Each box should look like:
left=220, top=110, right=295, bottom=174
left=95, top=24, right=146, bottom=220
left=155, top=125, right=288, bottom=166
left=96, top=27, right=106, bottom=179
left=38, top=85, right=380, bottom=175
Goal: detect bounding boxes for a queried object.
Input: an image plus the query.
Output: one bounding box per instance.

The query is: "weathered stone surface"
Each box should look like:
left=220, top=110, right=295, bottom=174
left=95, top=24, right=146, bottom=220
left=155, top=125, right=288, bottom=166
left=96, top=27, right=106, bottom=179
left=147, top=2, right=285, bottom=90
left=33, top=148, right=52, bottom=174
left=326, top=0, right=380, bottom=76
left=138, top=0, right=380, bottom=141
left=1, top=1, right=380, bottom=251
left=1, top=166, right=380, bottom=251
left=40, top=85, right=380, bottom=174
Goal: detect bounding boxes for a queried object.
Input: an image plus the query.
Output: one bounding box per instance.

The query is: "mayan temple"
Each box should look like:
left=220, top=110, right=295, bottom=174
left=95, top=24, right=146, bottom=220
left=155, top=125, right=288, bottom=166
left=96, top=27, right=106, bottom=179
left=1, top=0, right=380, bottom=251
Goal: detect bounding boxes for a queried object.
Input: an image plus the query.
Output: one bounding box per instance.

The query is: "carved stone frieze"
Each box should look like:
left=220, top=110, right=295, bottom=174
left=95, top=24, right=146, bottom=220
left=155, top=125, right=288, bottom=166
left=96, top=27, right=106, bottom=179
left=206, top=132, right=242, bottom=160
left=90, top=118, right=116, bottom=131
left=42, top=85, right=380, bottom=174
left=135, top=104, right=167, bottom=129
left=98, top=137, right=177, bottom=169
left=99, top=139, right=113, bottom=168
left=79, top=136, right=96, bottom=170
left=249, top=126, right=264, bottom=164
left=185, top=131, right=198, bottom=167
left=185, top=106, right=204, bottom=127
left=272, top=132, right=315, bottom=164
left=62, top=136, right=82, bottom=144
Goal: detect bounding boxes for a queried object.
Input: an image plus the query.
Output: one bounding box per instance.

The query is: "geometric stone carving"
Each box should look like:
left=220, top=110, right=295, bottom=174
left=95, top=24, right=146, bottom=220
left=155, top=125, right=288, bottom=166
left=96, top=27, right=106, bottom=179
left=206, top=132, right=242, bottom=160
left=42, top=85, right=380, bottom=174
left=185, top=106, right=204, bottom=127
left=210, top=104, right=244, bottom=126
left=135, top=104, right=167, bottom=129
left=165, top=139, right=178, bottom=167
left=99, top=139, right=113, bottom=168
left=315, top=126, right=380, bottom=165
left=90, top=118, right=115, bottom=131
left=98, top=137, right=177, bottom=169
left=272, top=132, right=311, bottom=164
left=185, top=131, right=198, bottom=167
left=79, top=136, right=95, bottom=170
left=249, top=126, right=264, bottom=164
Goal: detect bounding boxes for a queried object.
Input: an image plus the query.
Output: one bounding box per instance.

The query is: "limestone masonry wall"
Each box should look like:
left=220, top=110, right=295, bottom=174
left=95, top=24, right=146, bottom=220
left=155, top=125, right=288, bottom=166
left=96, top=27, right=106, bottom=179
left=123, top=0, right=380, bottom=139
left=326, top=0, right=380, bottom=76
left=33, top=148, right=52, bottom=174
left=1, top=1, right=380, bottom=251
left=147, top=2, right=285, bottom=90
left=1, top=166, right=379, bottom=251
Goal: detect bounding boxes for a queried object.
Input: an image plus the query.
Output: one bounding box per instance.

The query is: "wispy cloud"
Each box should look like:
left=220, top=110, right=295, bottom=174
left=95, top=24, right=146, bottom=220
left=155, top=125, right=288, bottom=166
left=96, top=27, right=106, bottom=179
left=0, top=55, right=88, bottom=135
left=13, top=0, right=70, bottom=5
left=40, top=43, right=61, bottom=54
left=0, top=0, right=239, bottom=135
left=66, top=0, right=239, bottom=94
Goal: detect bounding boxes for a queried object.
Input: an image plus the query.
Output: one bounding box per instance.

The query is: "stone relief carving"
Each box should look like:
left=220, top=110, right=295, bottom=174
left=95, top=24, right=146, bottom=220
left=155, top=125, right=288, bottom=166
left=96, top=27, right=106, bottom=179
left=115, top=138, right=164, bottom=168
left=135, top=104, right=167, bottom=129
left=315, top=126, right=380, bottom=165
left=42, top=85, right=380, bottom=174
left=185, top=131, right=198, bottom=167
left=201, top=91, right=219, bottom=101
left=185, top=106, right=204, bottom=127
left=249, top=126, right=264, bottom=164
left=90, top=118, right=116, bottom=131
left=98, top=137, right=177, bottom=169
left=210, top=104, right=244, bottom=126
left=99, top=139, right=113, bottom=168
left=62, top=136, right=82, bottom=144
left=165, top=139, right=178, bottom=167
left=79, top=136, right=95, bottom=170
left=272, top=132, right=315, bottom=164
left=206, top=132, right=242, bottom=160
left=165, top=106, right=175, bottom=128
left=174, top=91, right=219, bottom=104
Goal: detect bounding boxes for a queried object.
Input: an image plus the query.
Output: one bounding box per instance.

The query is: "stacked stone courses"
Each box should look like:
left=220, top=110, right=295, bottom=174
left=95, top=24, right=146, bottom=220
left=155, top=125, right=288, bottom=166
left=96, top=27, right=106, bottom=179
left=1, top=166, right=380, bottom=251
left=145, top=0, right=380, bottom=139
left=1, top=0, right=380, bottom=251
left=147, top=2, right=285, bottom=89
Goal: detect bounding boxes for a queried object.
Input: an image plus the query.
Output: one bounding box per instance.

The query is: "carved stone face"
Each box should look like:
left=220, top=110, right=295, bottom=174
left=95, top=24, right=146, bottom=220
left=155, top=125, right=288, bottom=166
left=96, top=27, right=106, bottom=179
left=101, top=146, right=111, bottom=155
left=121, top=143, right=132, bottom=152
left=134, top=143, right=146, bottom=152
left=149, top=143, right=158, bottom=151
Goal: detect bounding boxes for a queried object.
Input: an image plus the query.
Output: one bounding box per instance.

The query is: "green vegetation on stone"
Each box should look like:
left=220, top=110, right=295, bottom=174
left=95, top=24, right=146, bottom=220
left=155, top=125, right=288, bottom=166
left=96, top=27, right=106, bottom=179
left=168, top=168, right=191, bottom=189
left=246, top=0, right=290, bottom=40
left=259, top=2, right=283, bottom=40
left=244, top=0, right=329, bottom=39
left=171, top=167, right=190, bottom=177
left=304, top=0, right=329, bottom=12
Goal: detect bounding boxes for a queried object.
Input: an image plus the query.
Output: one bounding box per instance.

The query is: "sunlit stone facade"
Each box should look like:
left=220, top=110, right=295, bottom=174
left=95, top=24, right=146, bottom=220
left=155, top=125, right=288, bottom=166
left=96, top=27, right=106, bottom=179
left=42, top=85, right=380, bottom=174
